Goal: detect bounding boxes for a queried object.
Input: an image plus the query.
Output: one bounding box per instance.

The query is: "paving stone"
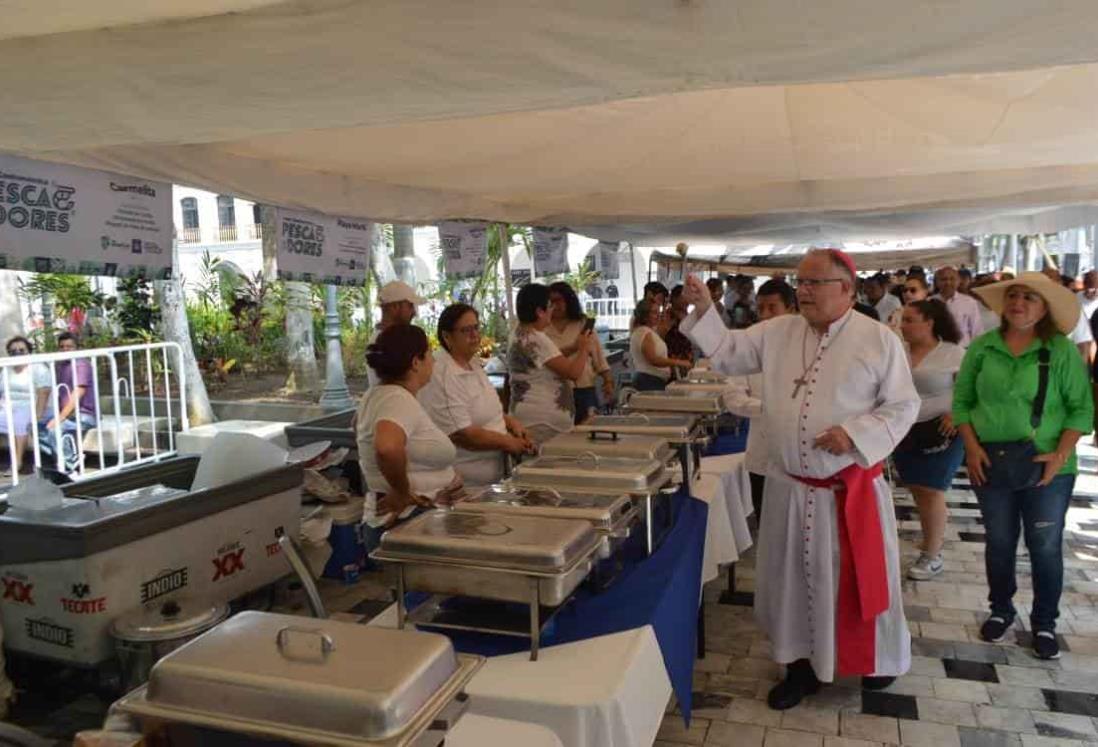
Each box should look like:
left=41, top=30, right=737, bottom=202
left=985, top=684, right=1050, bottom=711
left=726, top=697, right=783, bottom=728
left=762, top=728, right=824, bottom=747
left=697, top=653, right=733, bottom=674
left=780, top=705, right=839, bottom=736
left=898, top=719, right=962, bottom=747
left=973, top=705, right=1036, bottom=734
left=657, top=715, right=710, bottom=745
left=879, top=674, right=935, bottom=697
left=1030, top=711, right=1098, bottom=740
left=909, top=656, right=947, bottom=678
left=838, top=712, right=899, bottom=743
left=823, top=738, right=881, bottom=747
left=705, top=721, right=765, bottom=747
left=957, top=727, right=1023, bottom=747
left=993, top=665, right=1054, bottom=687
left=952, top=642, right=1010, bottom=664
left=915, top=697, right=978, bottom=727
left=942, top=659, right=999, bottom=683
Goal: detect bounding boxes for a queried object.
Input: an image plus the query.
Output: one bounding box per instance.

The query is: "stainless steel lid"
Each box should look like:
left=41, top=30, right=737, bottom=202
left=625, top=389, right=725, bottom=414
left=574, top=413, right=700, bottom=439
left=540, top=431, right=673, bottom=462
left=375, top=509, right=600, bottom=573
left=132, top=611, right=479, bottom=744
left=667, top=380, right=742, bottom=394
left=512, top=453, right=667, bottom=495
left=110, top=598, right=230, bottom=642
left=460, top=485, right=635, bottom=532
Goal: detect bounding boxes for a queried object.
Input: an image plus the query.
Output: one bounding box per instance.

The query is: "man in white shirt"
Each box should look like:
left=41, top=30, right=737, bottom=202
left=933, top=266, right=983, bottom=346
left=1071, top=271, right=1098, bottom=367
left=366, top=281, right=426, bottom=388
left=864, top=274, right=901, bottom=324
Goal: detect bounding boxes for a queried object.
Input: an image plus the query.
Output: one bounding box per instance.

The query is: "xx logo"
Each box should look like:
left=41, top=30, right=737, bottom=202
left=2, top=578, right=34, bottom=605
left=212, top=549, right=246, bottom=581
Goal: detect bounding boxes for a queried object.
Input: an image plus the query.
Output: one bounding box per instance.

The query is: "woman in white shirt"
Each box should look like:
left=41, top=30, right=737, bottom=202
left=629, top=300, right=692, bottom=391
left=546, top=282, right=614, bottom=421
left=419, top=303, right=534, bottom=487
left=508, top=283, right=592, bottom=444
left=887, top=275, right=930, bottom=337
left=894, top=300, right=967, bottom=581
left=0, top=336, right=51, bottom=475
left=356, top=324, right=463, bottom=549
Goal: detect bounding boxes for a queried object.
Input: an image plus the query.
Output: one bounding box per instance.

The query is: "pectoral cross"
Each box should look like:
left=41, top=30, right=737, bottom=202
left=792, top=375, right=808, bottom=399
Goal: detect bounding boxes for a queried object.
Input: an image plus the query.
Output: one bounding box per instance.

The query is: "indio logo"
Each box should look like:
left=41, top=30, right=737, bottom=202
left=141, top=567, right=189, bottom=603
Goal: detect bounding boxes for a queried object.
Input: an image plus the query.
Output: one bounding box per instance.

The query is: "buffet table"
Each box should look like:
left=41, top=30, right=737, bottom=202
left=448, top=713, right=566, bottom=746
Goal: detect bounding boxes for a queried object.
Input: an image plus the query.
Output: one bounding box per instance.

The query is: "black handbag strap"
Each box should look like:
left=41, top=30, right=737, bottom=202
left=1031, top=346, right=1051, bottom=430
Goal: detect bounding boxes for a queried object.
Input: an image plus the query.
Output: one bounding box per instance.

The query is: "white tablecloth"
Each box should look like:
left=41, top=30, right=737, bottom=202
left=700, top=453, right=754, bottom=557
left=448, top=714, right=564, bottom=746
left=370, top=607, right=670, bottom=747
left=693, top=473, right=739, bottom=586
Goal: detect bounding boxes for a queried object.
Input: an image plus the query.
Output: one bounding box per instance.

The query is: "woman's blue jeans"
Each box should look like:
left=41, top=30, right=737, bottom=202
left=974, top=473, right=1074, bottom=632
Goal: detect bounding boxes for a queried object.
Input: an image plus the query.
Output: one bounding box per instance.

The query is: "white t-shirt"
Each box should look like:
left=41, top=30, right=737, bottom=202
left=630, top=325, right=671, bottom=381
left=507, top=327, right=573, bottom=437
left=1070, top=292, right=1098, bottom=344
left=355, top=384, right=457, bottom=524
left=0, top=363, right=50, bottom=403
left=365, top=329, right=381, bottom=389
left=908, top=341, right=966, bottom=423
left=874, top=293, right=902, bottom=324
left=418, top=349, right=507, bottom=487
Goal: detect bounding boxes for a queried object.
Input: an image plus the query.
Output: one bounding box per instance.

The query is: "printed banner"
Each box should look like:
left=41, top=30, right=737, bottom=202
left=0, top=154, right=172, bottom=278
left=587, top=240, right=620, bottom=280
left=438, top=221, right=489, bottom=279
left=532, top=226, right=569, bottom=276
left=273, top=207, right=373, bottom=285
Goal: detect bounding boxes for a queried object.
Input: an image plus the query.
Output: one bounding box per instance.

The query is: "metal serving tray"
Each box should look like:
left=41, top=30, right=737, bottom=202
left=667, top=379, right=743, bottom=395
left=625, top=388, right=725, bottom=414
left=284, top=408, right=357, bottom=449
left=573, top=413, right=700, bottom=442
left=511, top=453, right=667, bottom=496
left=540, top=431, right=674, bottom=463
left=461, top=485, right=636, bottom=534
left=115, top=611, right=483, bottom=747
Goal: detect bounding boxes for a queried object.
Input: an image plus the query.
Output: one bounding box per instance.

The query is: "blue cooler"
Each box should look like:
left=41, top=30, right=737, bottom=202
left=321, top=498, right=366, bottom=582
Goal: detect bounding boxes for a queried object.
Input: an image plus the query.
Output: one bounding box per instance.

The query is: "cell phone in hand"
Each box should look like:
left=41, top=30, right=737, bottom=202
left=583, top=316, right=596, bottom=332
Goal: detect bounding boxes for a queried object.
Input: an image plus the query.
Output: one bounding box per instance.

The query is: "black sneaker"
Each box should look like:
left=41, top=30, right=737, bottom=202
left=1033, top=631, right=1061, bottom=660
left=767, top=659, right=821, bottom=710
left=979, top=615, right=1012, bottom=643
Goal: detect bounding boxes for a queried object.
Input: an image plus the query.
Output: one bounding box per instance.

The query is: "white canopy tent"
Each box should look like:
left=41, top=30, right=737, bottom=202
left=6, top=1, right=1098, bottom=243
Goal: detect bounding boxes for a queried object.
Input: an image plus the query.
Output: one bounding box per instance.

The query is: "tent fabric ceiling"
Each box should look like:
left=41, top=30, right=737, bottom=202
left=6, top=0, right=1098, bottom=242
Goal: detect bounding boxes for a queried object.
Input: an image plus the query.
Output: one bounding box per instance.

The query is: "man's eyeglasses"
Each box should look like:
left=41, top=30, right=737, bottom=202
left=453, top=324, right=480, bottom=337
left=794, top=277, right=845, bottom=289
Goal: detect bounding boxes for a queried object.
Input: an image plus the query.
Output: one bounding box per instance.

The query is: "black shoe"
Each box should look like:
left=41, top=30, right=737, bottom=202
left=767, top=659, right=821, bottom=710
left=1033, top=631, right=1061, bottom=660
left=979, top=615, right=1013, bottom=642
left=861, top=676, right=896, bottom=690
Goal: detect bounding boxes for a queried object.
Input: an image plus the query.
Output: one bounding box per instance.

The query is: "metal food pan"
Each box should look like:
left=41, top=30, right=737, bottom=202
left=387, top=556, right=594, bottom=607
left=540, top=431, right=674, bottom=463
left=574, top=413, right=701, bottom=442
left=625, top=389, right=725, bottom=414
left=460, top=485, right=636, bottom=534
left=511, top=454, right=667, bottom=495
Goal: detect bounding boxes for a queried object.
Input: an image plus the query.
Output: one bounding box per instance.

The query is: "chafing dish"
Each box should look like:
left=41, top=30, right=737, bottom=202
left=114, top=611, right=483, bottom=747
left=573, top=413, right=701, bottom=441
left=510, top=453, right=672, bottom=554
left=667, top=377, right=744, bottom=395
left=624, top=388, right=726, bottom=415
left=541, top=431, right=674, bottom=463
left=371, top=510, right=602, bottom=659
left=460, top=485, right=638, bottom=559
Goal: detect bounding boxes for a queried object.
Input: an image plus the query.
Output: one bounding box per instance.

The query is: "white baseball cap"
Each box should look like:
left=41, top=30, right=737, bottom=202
left=378, top=280, right=426, bottom=306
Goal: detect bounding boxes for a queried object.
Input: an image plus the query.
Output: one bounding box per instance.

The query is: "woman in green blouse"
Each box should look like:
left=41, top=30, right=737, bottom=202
left=953, top=272, right=1093, bottom=660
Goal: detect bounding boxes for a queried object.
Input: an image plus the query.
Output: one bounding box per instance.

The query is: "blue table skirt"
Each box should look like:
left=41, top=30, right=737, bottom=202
left=407, top=487, right=709, bottom=722
left=706, top=421, right=749, bottom=456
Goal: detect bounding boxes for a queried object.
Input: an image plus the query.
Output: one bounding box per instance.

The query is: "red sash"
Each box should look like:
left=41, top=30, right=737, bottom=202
left=789, top=462, right=889, bottom=676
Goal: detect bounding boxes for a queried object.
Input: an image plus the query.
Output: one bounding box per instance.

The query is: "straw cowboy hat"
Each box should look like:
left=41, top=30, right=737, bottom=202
left=972, top=271, right=1080, bottom=334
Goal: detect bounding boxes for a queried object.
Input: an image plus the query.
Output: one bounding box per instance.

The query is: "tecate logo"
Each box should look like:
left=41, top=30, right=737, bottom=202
left=25, top=618, right=74, bottom=648
left=141, top=567, right=189, bottom=603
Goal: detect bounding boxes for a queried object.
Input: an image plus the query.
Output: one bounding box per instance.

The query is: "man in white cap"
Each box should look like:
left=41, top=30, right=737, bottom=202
left=368, top=281, right=426, bottom=388
left=681, top=248, right=918, bottom=711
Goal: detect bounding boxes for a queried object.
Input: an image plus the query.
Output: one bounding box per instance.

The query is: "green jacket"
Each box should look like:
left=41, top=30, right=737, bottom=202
left=952, top=330, right=1093, bottom=476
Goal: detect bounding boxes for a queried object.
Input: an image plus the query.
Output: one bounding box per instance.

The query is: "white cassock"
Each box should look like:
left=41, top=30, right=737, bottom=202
left=683, top=305, right=918, bottom=681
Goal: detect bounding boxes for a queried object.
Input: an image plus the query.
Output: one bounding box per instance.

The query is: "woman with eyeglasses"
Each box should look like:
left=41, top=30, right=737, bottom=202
left=0, top=336, right=51, bottom=476
left=953, top=273, right=1093, bottom=659
left=419, top=303, right=535, bottom=487
left=545, top=282, right=614, bottom=421
left=886, top=275, right=930, bottom=337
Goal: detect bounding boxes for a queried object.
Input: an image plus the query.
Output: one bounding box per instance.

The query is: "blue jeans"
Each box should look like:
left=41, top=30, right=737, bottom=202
left=974, top=473, right=1074, bottom=631
left=37, top=413, right=97, bottom=470
left=573, top=387, right=599, bottom=423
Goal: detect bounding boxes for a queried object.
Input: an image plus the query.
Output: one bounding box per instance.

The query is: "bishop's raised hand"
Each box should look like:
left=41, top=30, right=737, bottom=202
left=683, top=275, right=711, bottom=316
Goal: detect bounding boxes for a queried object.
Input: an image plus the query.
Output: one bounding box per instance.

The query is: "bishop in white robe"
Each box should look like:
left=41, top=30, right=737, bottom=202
left=681, top=249, right=919, bottom=710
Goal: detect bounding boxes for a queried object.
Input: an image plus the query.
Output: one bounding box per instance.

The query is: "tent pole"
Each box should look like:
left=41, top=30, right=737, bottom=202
left=628, top=242, right=639, bottom=306
left=499, top=224, right=515, bottom=320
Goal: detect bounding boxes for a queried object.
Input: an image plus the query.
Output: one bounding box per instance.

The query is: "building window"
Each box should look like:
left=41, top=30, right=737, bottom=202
left=217, top=195, right=237, bottom=241
left=180, top=197, right=200, bottom=243
left=250, top=203, right=263, bottom=240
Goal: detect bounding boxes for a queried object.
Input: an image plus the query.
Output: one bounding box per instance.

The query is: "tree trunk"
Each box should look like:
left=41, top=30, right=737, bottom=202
left=284, top=281, right=320, bottom=394
left=156, top=268, right=215, bottom=426
left=393, top=224, right=416, bottom=287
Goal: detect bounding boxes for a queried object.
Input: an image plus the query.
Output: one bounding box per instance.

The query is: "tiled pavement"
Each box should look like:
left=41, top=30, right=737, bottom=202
left=654, top=443, right=1098, bottom=747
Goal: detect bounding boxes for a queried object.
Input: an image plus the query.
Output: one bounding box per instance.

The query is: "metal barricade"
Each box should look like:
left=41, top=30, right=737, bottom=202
left=0, top=342, right=189, bottom=486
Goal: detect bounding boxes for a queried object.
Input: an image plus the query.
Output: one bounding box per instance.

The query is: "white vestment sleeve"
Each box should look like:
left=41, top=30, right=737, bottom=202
left=681, top=305, right=765, bottom=377
left=724, top=376, right=763, bottom=418
left=841, top=331, right=920, bottom=467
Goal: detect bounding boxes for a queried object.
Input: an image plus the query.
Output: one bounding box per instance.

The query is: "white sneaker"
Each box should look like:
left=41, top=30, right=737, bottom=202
left=907, top=552, right=944, bottom=580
